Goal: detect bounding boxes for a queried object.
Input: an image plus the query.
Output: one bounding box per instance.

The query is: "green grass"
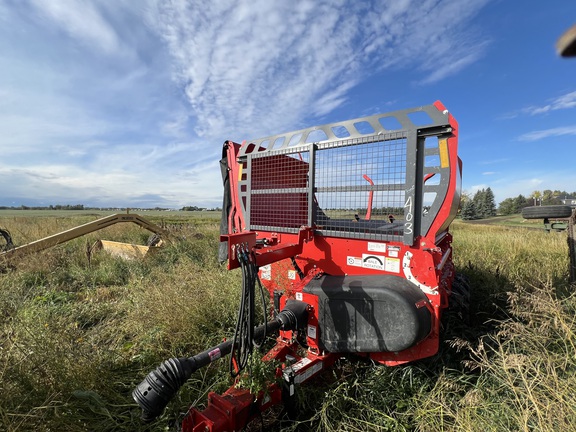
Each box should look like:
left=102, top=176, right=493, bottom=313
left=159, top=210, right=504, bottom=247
left=1, top=214, right=575, bottom=431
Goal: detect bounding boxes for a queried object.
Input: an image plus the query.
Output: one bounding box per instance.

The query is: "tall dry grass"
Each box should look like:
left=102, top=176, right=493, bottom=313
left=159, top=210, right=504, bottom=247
left=0, top=216, right=574, bottom=431
left=282, top=222, right=576, bottom=431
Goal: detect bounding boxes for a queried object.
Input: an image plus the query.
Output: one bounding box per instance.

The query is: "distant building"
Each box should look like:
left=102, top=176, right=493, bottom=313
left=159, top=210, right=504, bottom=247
left=560, top=197, right=576, bottom=207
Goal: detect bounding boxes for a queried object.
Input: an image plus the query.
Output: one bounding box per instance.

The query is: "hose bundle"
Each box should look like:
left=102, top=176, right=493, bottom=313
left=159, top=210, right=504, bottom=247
left=229, top=243, right=269, bottom=377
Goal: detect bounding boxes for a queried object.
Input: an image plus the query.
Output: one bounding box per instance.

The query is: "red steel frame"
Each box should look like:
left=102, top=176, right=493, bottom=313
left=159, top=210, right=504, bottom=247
left=182, top=101, right=461, bottom=431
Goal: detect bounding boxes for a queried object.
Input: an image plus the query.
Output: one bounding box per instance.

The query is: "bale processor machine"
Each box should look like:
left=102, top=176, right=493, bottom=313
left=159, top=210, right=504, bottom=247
left=133, top=100, right=463, bottom=431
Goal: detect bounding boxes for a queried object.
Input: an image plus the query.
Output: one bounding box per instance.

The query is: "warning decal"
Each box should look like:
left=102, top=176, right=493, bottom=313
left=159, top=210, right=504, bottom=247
left=347, top=256, right=363, bottom=267
left=362, top=254, right=386, bottom=271
left=260, top=265, right=271, bottom=280
left=387, top=245, right=401, bottom=258
left=348, top=254, right=399, bottom=272
left=367, top=242, right=386, bottom=253
left=385, top=257, right=400, bottom=273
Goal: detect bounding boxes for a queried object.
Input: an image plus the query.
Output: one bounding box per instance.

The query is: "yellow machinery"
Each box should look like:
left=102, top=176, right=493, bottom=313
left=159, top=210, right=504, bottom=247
left=0, top=211, right=169, bottom=263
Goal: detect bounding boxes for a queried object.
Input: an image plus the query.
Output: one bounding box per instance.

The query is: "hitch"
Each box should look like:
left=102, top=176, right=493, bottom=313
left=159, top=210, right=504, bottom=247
left=132, top=300, right=309, bottom=422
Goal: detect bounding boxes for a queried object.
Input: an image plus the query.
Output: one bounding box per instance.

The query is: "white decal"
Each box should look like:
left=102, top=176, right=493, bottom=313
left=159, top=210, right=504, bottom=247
left=294, top=361, right=323, bottom=384
left=404, top=196, right=413, bottom=234
left=208, top=348, right=221, bottom=361
left=362, top=254, right=386, bottom=271
left=385, top=257, right=400, bottom=273
left=402, top=251, right=438, bottom=295
left=288, top=270, right=296, bottom=280
left=368, top=242, right=387, bottom=252
left=307, top=325, right=317, bottom=339
left=290, top=357, right=312, bottom=373
left=295, top=292, right=303, bottom=301
left=260, top=265, right=271, bottom=280
left=387, top=245, right=401, bottom=258
left=347, top=256, right=363, bottom=267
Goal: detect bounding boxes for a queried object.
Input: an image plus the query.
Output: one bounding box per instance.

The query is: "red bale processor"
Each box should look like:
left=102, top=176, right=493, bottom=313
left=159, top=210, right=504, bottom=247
left=133, top=100, right=463, bottom=431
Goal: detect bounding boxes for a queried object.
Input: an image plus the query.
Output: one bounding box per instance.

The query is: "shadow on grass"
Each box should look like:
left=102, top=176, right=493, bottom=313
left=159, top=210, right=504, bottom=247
left=265, top=264, right=519, bottom=432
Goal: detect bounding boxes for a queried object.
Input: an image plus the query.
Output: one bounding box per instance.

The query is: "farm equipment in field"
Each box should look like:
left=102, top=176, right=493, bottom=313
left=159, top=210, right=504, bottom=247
left=521, top=205, right=576, bottom=283
left=133, top=101, right=464, bottom=430
left=0, top=211, right=169, bottom=264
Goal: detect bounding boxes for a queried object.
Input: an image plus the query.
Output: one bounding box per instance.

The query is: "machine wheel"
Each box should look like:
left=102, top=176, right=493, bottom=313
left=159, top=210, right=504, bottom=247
left=0, top=228, right=14, bottom=251
left=147, top=234, right=162, bottom=246
left=521, top=205, right=573, bottom=219
left=449, top=273, right=471, bottom=325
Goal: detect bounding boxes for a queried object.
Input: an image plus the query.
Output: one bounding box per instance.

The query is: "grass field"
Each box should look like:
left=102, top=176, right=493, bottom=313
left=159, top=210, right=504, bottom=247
left=0, top=213, right=574, bottom=431
left=0, top=209, right=221, bottom=221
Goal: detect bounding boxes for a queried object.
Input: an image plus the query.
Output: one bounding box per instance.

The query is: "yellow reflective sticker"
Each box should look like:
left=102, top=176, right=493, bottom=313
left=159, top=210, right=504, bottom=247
left=439, top=139, right=449, bottom=168
left=238, top=165, right=243, bottom=181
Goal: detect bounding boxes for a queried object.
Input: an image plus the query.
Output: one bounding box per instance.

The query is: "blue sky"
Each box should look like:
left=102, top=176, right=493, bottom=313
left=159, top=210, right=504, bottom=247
left=1, top=0, right=576, bottom=209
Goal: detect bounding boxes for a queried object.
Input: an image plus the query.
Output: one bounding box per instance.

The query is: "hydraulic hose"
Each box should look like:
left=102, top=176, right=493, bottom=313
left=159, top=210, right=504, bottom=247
left=132, top=300, right=309, bottom=422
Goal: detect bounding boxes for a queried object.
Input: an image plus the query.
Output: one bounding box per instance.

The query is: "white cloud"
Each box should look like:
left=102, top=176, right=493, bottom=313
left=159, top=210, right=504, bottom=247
left=28, top=0, right=122, bottom=55
left=474, top=171, right=576, bottom=206
left=0, top=153, right=224, bottom=208
left=524, top=90, right=576, bottom=115
left=468, top=184, right=490, bottom=195
left=419, top=44, right=489, bottom=84
left=154, top=0, right=490, bottom=141
left=518, top=125, right=576, bottom=141
left=478, top=158, right=509, bottom=165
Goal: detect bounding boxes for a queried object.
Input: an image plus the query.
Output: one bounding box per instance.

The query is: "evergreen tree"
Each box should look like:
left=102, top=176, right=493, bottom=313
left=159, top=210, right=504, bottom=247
left=461, top=200, right=478, bottom=220
left=473, top=189, right=487, bottom=218
left=472, top=189, right=485, bottom=217
left=471, top=187, right=496, bottom=218
left=514, top=194, right=530, bottom=213
left=484, top=187, right=497, bottom=217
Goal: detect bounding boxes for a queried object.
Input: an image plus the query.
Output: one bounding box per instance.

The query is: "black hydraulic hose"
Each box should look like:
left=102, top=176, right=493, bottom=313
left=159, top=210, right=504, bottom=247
left=290, top=257, right=304, bottom=280
left=0, top=228, right=14, bottom=251
left=229, top=247, right=254, bottom=378
left=133, top=300, right=309, bottom=422
left=253, top=272, right=268, bottom=348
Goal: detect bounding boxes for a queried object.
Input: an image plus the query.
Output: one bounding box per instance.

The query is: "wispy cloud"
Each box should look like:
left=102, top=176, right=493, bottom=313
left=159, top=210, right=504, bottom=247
left=478, top=158, right=509, bottom=165
left=500, top=91, right=576, bottom=120
left=524, top=91, right=576, bottom=115
left=518, top=125, right=576, bottom=141
left=155, top=0, right=491, bottom=141
left=28, top=0, right=122, bottom=55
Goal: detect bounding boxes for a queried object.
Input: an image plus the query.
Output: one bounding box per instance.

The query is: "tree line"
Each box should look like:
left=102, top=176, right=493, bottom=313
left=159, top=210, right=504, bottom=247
left=0, top=205, right=173, bottom=211
left=0, top=204, right=87, bottom=210
left=498, top=190, right=576, bottom=215
left=460, top=188, right=576, bottom=220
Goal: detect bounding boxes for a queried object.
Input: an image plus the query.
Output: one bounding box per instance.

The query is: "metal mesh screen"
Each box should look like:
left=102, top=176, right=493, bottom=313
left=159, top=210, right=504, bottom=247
left=314, top=137, right=407, bottom=239
left=249, top=151, right=310, bottom=231
left=247, top=137, right=408, bottom=240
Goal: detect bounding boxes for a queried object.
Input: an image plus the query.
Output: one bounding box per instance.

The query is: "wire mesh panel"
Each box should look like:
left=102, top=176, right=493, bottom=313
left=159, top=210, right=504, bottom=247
left=314, top=136, right=407, bottom=241
left=247, top=136, right=409, bottom=241
left=248, top=149, right=311, bottom=232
